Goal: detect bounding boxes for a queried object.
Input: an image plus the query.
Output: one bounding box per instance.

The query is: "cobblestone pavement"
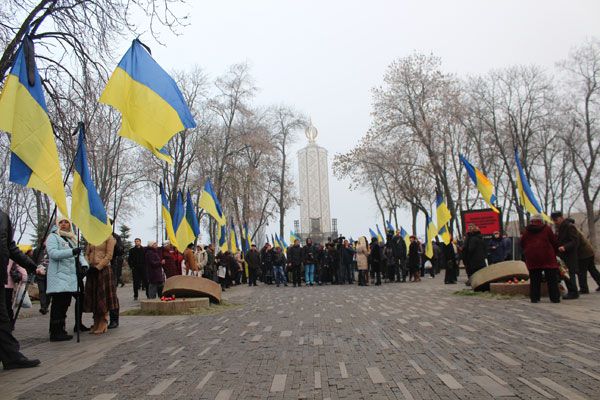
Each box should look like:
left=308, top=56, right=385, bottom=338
left=3, top=276, right=600, bottom=400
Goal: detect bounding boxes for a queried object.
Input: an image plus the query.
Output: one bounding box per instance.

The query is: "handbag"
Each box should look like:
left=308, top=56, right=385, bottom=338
left=217, top=265, right=226, bottom=279
left=13, top=283, right=32, bottom=310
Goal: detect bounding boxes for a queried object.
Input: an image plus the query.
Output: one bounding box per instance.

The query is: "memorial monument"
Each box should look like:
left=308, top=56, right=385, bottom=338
left=296, top=120, right=337, bottom=243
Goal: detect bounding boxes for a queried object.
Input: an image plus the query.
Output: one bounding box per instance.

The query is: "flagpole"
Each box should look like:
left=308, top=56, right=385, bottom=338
left=12, top=122, right=82, bottom=328
left=111, top=136, right=123, bottom=233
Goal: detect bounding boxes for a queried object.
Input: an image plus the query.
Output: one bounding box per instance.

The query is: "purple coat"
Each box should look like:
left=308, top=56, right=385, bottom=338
left=145, top=247, right=164, bottom=284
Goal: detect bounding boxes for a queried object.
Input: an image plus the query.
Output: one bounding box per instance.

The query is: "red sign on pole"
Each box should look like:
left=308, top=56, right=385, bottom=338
left=461, top=209, right=502, bottom=236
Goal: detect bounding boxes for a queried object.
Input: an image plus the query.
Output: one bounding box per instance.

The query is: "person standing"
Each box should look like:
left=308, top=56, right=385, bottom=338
left=145, top=241, right=164, bottom=299
left=551, top=212, right=580, bottom=299
left=272, top=247, right=287, bottom=287
left=108, top=230, right=124, bottom=330
left=183, top=243, right=199, bottom=276
left=203, top=244, right=216, bottom=281
left=392, top=232, right=406, bottom=282
left=443, top=237, right=458, bottom=284
left=35, top=249, right=50, bottom=315
left=84, top=233, right=117, bottom=335
left=303, top=238, right=317, bottom=286
left=572, top=224, right=600, bottom=293
left=287, top=240, right=303, bottom=287
left=520, top=214, right=561, bottom=303
left=195, top=245, right=208, bottom=277
left=369, top=237, right=383, bottom=286
left=356, top=237, right=370, bottom=286
left=128, top=238, right=147, bottom=300
left=162, top=242, right=182, bottom=279
left=45, top=217, right=90, bottom=341
left=246, top=244, right=261, bottom=286
left=488, top=231, right=506, bottom=265
left=0, top=210, right=41, bottom=369
left=462, top=224, right=488, bottom=282
left=341, top=240, right=355, bottom=284
left=260, top=243, right=273, bottom=284
left=408, top=236, right=421, bottom=282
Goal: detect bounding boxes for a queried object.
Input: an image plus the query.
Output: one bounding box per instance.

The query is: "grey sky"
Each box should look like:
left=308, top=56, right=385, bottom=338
left=126, top=0, right=600, bottom=242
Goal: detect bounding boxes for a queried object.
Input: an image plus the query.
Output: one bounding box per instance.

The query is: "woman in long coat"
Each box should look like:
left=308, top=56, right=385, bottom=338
left=407, top=236, right=421, bottom=282
left=84, top=234, right=117, bottom=334
left=356, top=236, right=370, bottom=286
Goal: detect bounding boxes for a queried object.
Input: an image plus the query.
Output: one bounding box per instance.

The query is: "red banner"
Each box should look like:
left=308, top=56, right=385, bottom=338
left=461, top=209, right=502, bottom=236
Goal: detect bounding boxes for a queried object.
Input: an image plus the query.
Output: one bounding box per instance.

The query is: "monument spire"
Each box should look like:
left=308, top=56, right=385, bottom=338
left=305, top=118, right=318, bottom=144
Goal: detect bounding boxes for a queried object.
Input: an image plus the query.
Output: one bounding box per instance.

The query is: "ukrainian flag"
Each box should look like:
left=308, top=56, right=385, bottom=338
left=386, top=220, right=395, bottom=233
left=424, top=214, right=437, bottom=259
left=272, top=234, right=280, bottom=248
left=436, top=194, right=452, bottom=245
left=70, top=124, right=112, bottom=245
left=515, top=149, right=551, bottom=222
left=199, top=179, right=226, bottom=226
left=243, top=222, right=253, bottom=252
left=0, top=39, right=68, bottom=217
left=369, top=228, right=378, bottom=240
left=174, top=191, right=194, bottom=249
left=278, top=234, right=288, bottom=250
left=290, top=230, right=301, bottom=244
left=229, top=219, right=239, bottom=254
left=376, top=224, right=384, bottom=243
left=459, top=154, right=499, bottom=213
left=400, top=227, right=410, bottom=255
left=159, top=182, right=179, bottom=249
left=218, top=223, right=228, bottom=253
left=186, top=190, right=200, bottom=240
left=99, top=39, right=196, bottom=163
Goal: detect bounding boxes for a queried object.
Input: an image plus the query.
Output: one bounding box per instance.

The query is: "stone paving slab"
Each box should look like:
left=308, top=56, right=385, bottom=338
left=2, top=276, right=600, bottom=399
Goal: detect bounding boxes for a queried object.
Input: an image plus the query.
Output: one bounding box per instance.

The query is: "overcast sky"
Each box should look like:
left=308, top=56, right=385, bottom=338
left=124, top=0, right=600, bottom=243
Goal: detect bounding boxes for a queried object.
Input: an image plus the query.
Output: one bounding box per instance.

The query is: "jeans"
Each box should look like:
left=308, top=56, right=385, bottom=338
left=304, top=263, right=315, bottom=284
left=273, top=266, right=286, bottom=285
left=148, top=283, right=164, bottom=299
left=343, top=263, right=353, bottom=283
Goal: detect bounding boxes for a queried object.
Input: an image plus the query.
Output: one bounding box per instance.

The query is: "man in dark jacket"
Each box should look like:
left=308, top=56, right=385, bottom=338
left=488, top=231, right=507, bottom=264
left=341, top=240, right=355, bottom=284
left=551, top=212, right=580, bottom=299
left=392, top=232, right=407, bottom=282
left=462, top=224, right=487, bottom=281
left=0, top=210, right=41, bottom=370
left=246, top=244, right=261, bottom=287
left=573, top=224, right=600, bottom=293
left=303, top=238, right=317, bottom=286
left=128, top=238, right=147, bottom=300
left=287, top=240, right=303, bottom=287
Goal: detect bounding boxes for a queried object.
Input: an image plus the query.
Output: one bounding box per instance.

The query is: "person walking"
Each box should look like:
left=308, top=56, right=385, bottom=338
left=128, top=238, right=147, bottom=300
left=84, top=233, right=117, bottom=335
left=551, top=212, right=580, bottom=299
left=0, top=210, right=42, bottom=370
left=356, top=236, right=370, bottom=286
left=520, top=214, right=561, bottom=303
left=303, top=238, right=317, bottom=286
left=246, top=244, right=261, bottom=286
left=46, top=217, right=90, bottom=341
left=287, top=240, right=303, bottom=287
left=145, top=241, right=164, bottom=299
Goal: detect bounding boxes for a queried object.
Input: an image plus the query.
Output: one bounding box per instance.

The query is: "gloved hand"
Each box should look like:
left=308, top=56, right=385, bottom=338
left=36, top=266, right=46, bottom=276
left=72, top=248, right=82, bottom=256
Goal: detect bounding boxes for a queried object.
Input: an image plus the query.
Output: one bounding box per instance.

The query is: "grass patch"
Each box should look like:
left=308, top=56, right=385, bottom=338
left=452, top=289, right=524, bottom=300
left=120, top=300, right=242, bottom=317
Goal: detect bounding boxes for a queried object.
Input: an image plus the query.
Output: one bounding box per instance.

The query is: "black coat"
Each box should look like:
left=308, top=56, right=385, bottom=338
left=303, top=244, right=317, bottom=264
left=128, top=246, right=146, bottom=270
left=341, top=246, right=355, bottom=265
left=246, top=249, right=261, bottom=270
left=556, top=219, right=579, bottom=269
left=408, top=241, right=420, bottom=270
left=392, top=235, right=407, bottom=260
left=0, top=210, right=37, bottom=285
left=369, top=243, right=383, bottom=272
left=463, top=232, right=487, bottom=271
left=287, top=245, right=303, bottom=266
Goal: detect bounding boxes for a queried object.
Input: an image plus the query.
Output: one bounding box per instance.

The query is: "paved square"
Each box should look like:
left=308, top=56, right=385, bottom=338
left=2, top=277, right=600, bottom=399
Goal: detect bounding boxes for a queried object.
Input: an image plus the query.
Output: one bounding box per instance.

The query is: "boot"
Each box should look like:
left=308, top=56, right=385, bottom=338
left=108, top=309, right=119, bottom=329
left=50, top=320, right=73, bottom=342
left=93, top=313, right=108, bottom=334
left=89, top=314, right=101, bottom=334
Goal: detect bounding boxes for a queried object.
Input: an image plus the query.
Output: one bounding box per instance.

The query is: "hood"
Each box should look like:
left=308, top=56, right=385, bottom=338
left=526, top=222, right=545, bottom=233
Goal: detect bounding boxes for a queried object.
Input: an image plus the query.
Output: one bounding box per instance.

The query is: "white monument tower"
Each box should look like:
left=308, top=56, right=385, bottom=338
left=297, top=120, right=332, bottom=241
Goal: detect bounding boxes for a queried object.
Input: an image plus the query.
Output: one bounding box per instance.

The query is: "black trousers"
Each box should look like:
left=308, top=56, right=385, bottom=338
left=50, top=293, right=72, bottom=324
left=578, top=257, right=600, bottom=292
left=444, top=261, right=457, bottom=283
left=36, top=275, right=50, bottom=311
left=291, top=264, right=302, bottom=286
left=529, top=269, right=560, bottom=303
left=132, top=268, right=148, bottom=299
left=248, top=268, right=257, bottom=286
left=358, top=270, right=367, bottom=286
left=0, top=285, right=27, bottom=364
left=564, top=261, right=579, bottom=294
left=4, top=288, right=14, bottom=323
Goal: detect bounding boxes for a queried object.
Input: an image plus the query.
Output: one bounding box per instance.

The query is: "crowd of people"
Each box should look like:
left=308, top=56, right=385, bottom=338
left=2, top=208, right=600, bottom=371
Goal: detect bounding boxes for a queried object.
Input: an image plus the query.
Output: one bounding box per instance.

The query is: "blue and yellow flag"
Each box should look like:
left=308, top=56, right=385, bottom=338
left=71, top=124, right=112, bottom=245
left=376, top=224, right=384, bottom=243
left=199, top=179, right=226, bottom=226
left=290, top=230, right=301, bottom=244
left=186, top=189, right=200, bottom=240
left=174, top=191, right=194, bottom=249
left=0, top=39, right=68, bottom=217
left=515, top=149, right=551, bottom=222
left=369, top=228, right=378, bottom=240
left=278, top=233, right=288, bottom=250
left=271, top=234, right=280, bottom=248
left=386, top=220, right=395, bottom=233
left=218, top=223, right=228, bottom=253
left=424, top=214, right=437, bottom=259
left=159, top=182, right=179, bottom=249
left=400, top=227, right=410, bottom=255
left=436, top=194, right=452, bottom=245
left=243, top=222, right=253, bottom=252
left=229, top=218, right=239, bottom=254
left=99, top=39, right=196, bottom=163
left=459, top=154, right=499, bottom=213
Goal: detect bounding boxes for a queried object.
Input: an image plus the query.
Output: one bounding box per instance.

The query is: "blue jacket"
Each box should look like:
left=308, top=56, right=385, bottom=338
left=46, top=227, right=89, bottom=294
